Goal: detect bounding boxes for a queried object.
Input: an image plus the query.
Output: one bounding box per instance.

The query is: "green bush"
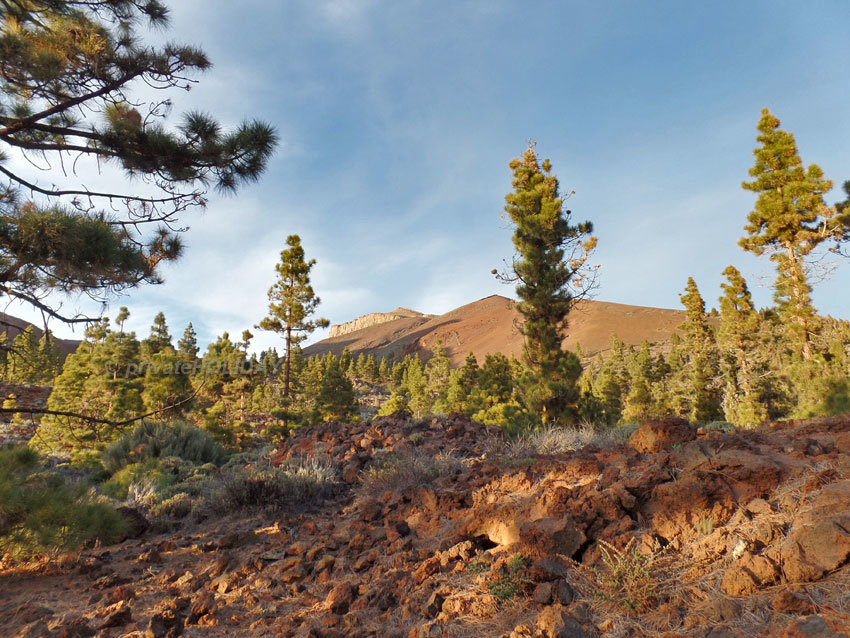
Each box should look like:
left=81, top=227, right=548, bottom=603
left=473, top=401, right=541, bottom=437
left=152, top=492, right=193, bottom=518
left=488, top=554, right=532, bottom=600
left=101, top=458, right=178, bottom=501
left=0, top=445, right=126, bottom=558
left=101, top=420, right=227, bottom=474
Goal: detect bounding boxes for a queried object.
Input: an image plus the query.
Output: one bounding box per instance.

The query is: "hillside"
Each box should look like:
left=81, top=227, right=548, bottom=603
left=0, top=313, right=81, bottom=358
left=305, top=295, right=689, bottom=365
left=4, top=414, right=850, bottom=637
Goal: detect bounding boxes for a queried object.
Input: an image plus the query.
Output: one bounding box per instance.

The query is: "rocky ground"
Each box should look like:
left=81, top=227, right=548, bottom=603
left=3, top=413, right=850, bottom=637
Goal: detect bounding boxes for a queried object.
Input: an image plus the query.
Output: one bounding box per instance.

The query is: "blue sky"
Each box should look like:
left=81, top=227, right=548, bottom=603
left=10, top=1, right=850, bottom=352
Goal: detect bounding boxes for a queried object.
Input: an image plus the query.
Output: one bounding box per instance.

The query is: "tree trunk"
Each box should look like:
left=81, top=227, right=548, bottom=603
left=284, top=325, right=291, bottom=399
left=784, top=242, right=813, bottom=361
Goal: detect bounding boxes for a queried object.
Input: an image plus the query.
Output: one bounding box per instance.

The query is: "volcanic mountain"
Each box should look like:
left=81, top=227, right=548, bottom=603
left=304, top=295, right=688, bottom=365
left=0, top=312, right=81, bottom=358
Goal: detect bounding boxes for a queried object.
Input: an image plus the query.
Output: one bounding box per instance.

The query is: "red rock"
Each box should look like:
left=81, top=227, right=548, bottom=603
left=532, top=582, right=553, bottom=604
left=535, top=604, right=591, bottom=638
left=781, top=480, right=850, bottom=583
left=629, top=417, right=696, bottom=453
left=772, top=591, right=817, bottom=615
left=519, top=516, right=585, bottom=559
left=325, top=583, right=355, bottom=615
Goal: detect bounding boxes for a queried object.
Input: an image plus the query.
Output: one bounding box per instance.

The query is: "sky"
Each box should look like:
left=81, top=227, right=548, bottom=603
left=6, top=0, right=850, bottom=353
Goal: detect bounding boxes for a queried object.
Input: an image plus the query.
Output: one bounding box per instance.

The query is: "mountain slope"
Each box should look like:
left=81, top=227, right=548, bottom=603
left=305, top=295, right=688, bottom=365
left=0, top=313, right=81, bottom=357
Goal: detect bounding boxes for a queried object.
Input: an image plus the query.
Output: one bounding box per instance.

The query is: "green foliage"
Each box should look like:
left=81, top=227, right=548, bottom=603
left=0, top=0, right=276, bottom=323
left=315, top=355, right=358, bottom=422
left=34, top=315, right=145, bottom=453
left=500, top=144, right=597, bottom=423
left=0, top=445, right=126, bottom=558
left=101, top=421, right=226, bottom=474
left=425, top=340, right=452, bottom=413
left=101, top=458, right=177, bottom=500
left=672, top=278, right=722, bottom=423
left=591, top=539, right=663, bottom=612
left=621, top=342, right=655, bottom=423
left=2, top=326, right=62, bottom=384
left=488, top=554, right=532, bottom=601
left=718, top=266, right=770, bottom=427
left=256, top=235, right=329, bottom=400
left=473, top=401, right=540, bottom=438
left=740, top=109, right=844, bottom=361
left=376, top=392, right=411, bottom=417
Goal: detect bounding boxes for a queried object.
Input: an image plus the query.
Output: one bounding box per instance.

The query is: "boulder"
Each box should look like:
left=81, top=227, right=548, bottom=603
left=519, top=516, right=585, bottom=559
left=534, top=605, right=590, bottom=638
left=781, top=481, right=850, bottom=582
left=629, top=417, right=695, bottom=453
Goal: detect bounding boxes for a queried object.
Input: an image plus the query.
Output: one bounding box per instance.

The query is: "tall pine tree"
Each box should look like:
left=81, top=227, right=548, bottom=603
left=256, top=235, right=329, bottom=400
left=717, top=266, right=769, bottom=427
left=740, top=109, right=843, bottom=360
left=500, top=144, right=597, bottom=424
left=675, top=278, right=721, bottom=423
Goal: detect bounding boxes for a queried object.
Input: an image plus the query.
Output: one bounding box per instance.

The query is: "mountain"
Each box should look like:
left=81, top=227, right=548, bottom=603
left=304, top=295, right=688, bottom=365
left=0, top=313, right=81, bottom=358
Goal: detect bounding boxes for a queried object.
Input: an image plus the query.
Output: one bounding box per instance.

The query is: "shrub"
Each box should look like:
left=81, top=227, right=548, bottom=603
left=376, top=393, right=411, bottom=417
left=508, top=423, right=632, bottom=457
left=101, top=420, right=227, bottom=474
left=101, top=458, right=178, bottom=501
left=488, top=554, right=532, bottom=600
left=361, top=450, right=462, bottom=496
left=590, top=538, right=668, bottom=612
left=209, top=457, right=340, bottom=513
left=0, top=445, right=126, bottom=558
left=473, top=401, right=540, bottom=437
left=152, top=492, right=193, bottom=518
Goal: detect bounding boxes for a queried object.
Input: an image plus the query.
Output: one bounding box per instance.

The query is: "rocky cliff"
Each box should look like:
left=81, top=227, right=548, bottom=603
left=328, top=307, right=431, bottom=338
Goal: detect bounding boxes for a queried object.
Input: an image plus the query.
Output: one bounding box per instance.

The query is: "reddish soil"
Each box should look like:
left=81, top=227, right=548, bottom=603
left=3, top=414, right=850, bottom=637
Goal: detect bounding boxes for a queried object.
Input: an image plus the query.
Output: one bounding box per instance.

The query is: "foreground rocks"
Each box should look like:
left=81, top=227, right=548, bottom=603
left=3, top=413, right=850, bottom=636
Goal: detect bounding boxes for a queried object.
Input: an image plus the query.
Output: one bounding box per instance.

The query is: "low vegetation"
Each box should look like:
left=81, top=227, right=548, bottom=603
left=0, top=445, right=126, bottom=558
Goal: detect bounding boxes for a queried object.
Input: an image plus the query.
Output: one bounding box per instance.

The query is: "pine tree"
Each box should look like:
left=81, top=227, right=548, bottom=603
left=340, top=348, right=353, bottom=377
left=315, top=356, right=358, bottom=422
left=740, top=109, right=844, bottom=361
left=499, top=144, right=597, bottom=423
left=140, top=312, right=172, bottom=360
left=34, top=319, right=143, bottom=453
left=256, top=235, right=329, bottom=401
left=403, top=356, right=429, bottom=418
left=4, top=325, right=60, bottom=384
left=178, top=323, right=200, bottom=362
left=622, top=342, right=654, bottom=423
left=590, top=336, right=628, bottom=424
left=425, top=341, right=452, bottom=413
left=0, top=1, right=277, bottom=326
left=717, top=266, right=769, bottom=427
left=378, top=357, right=390, bottom=383
left=447, top=353, right=479, bottom=414
left=675, top=278, right=722, bottom=423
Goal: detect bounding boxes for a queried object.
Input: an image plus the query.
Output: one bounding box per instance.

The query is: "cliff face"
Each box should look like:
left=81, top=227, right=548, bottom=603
left=327, top=308, right=428, bottom=338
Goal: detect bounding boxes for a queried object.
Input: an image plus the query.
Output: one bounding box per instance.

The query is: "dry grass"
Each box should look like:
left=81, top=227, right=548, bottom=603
left=506, top=423, right=633, bottom=457
left=207, top=455, right=341, bottom=513
left=359, top=449, right=463, bottom=497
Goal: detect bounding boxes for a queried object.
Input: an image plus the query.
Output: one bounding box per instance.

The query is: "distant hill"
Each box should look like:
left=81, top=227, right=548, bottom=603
left=304, top=295, right=688, bottom=366
left=0, top=313, right=81, bottom=358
